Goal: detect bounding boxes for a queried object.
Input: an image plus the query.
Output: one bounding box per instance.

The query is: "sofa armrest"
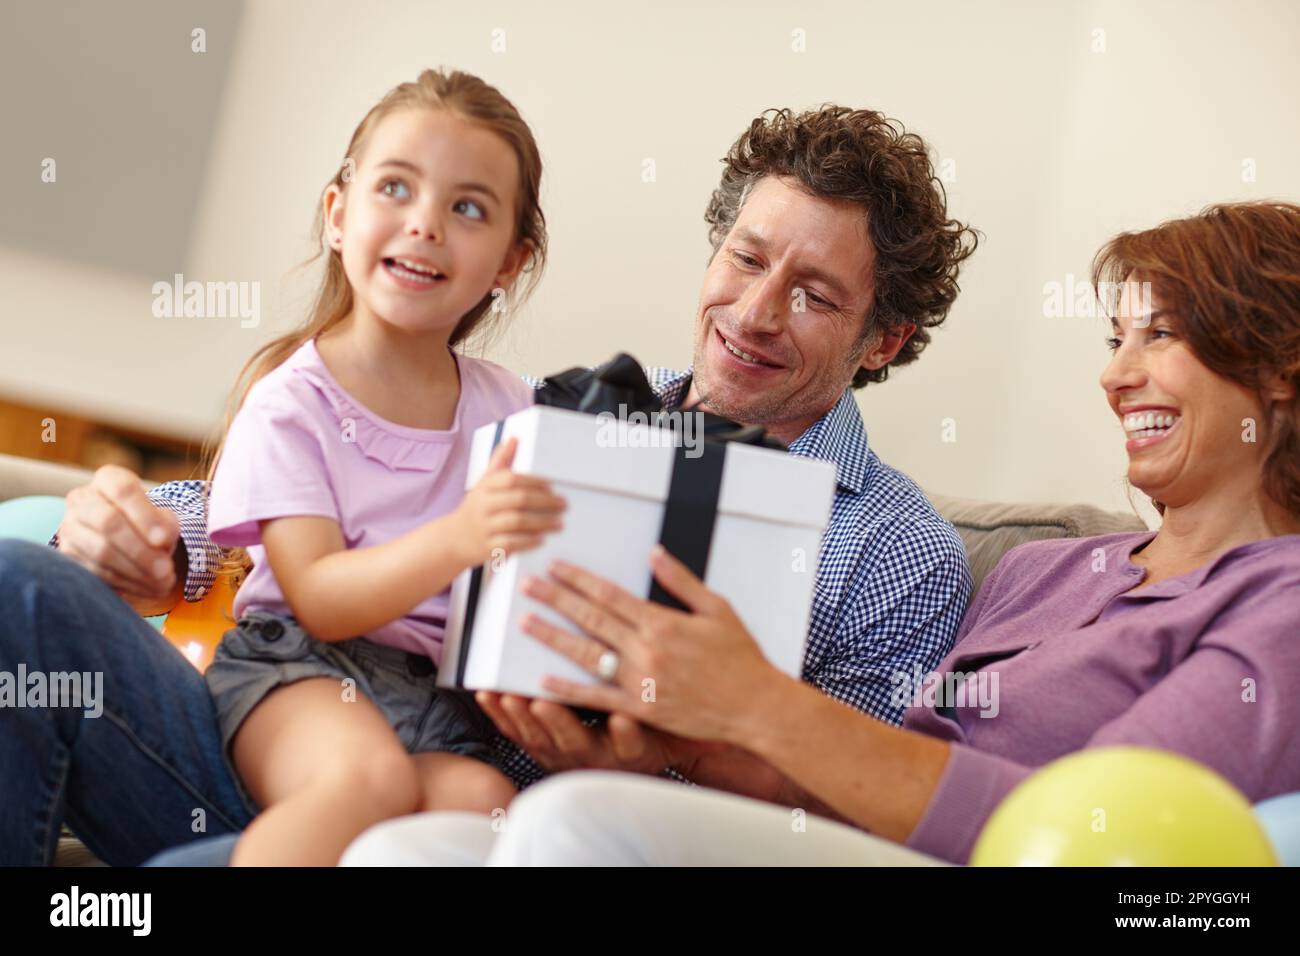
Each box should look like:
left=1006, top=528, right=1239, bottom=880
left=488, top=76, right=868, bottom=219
left=0, top=453, right=96, bottom=503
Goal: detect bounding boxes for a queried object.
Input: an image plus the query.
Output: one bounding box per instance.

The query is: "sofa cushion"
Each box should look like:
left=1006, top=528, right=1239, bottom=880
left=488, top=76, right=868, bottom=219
left=926, top=493, right=1149, bottom=594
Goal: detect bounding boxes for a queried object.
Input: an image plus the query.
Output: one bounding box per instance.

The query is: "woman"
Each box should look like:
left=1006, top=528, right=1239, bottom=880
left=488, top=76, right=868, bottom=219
left=342, top=201, right=1300, bottom=866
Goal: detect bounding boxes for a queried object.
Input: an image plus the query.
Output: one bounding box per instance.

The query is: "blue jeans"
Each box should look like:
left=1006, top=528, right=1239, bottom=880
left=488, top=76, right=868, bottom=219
left=0, top=539, right=254, bottom=865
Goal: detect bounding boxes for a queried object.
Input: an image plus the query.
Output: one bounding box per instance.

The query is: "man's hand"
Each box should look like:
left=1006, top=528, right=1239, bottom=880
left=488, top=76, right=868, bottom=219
left=475, top=691, right=726, bottom=774
left=56, top=465, right=183, bottom=613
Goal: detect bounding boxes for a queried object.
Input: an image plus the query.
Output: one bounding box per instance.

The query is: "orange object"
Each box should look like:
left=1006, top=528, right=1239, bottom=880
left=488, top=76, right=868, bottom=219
left=162, top=575, right=238, bottom=673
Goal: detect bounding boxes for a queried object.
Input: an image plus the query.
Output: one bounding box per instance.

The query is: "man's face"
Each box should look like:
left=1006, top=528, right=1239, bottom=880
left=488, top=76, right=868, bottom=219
left=688, top=176, right=880, bottom=441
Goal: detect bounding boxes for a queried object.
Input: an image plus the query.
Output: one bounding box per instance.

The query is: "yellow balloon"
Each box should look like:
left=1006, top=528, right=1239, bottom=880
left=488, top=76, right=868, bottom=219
left=971, top=747, right=1278, bottom=866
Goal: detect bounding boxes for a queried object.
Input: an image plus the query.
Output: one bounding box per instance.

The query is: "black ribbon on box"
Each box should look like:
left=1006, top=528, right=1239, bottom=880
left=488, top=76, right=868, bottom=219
left=455, top=353, right=783, bottom=691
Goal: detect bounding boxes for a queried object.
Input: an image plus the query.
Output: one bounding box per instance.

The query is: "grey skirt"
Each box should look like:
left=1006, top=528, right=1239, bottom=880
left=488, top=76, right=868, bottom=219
left=204, top=610, right=505, bottom=791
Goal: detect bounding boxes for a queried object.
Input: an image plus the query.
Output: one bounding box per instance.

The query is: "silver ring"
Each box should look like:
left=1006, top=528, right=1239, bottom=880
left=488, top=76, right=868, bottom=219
left=596, top=650, right=620, bottom=683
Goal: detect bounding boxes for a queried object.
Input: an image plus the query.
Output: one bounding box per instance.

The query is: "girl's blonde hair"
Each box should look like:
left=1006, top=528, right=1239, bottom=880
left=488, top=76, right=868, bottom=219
left=201, top=68, right=548, bottom=586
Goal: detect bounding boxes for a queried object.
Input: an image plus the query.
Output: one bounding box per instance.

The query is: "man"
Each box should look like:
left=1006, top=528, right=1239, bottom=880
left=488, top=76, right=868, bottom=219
left=0, top=105, right=977, bottom=864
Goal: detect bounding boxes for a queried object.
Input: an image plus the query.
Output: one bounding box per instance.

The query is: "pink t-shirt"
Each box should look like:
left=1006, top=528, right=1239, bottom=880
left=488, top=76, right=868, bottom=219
left=207, top=338, right=533, bottom=662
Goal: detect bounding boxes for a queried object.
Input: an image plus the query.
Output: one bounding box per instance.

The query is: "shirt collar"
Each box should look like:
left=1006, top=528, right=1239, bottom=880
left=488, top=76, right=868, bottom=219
left=787, top=387, right=870, bottom=495
left=649, top=367, right=869, bottom=496
left=647, top=366, right=694, bottom=409
left=1114, top=531, right=1300, bottom=599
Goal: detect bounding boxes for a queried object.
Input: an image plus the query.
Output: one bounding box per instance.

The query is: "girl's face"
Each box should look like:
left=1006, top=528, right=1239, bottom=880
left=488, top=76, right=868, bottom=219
left=324, top=108, right=527, bottom=337
left=1099, top=280, right=1273, bottom=509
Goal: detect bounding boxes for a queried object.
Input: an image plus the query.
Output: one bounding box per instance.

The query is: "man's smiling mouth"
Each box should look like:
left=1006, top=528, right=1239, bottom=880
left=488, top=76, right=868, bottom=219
left=716, top=328, right=783, bottom=368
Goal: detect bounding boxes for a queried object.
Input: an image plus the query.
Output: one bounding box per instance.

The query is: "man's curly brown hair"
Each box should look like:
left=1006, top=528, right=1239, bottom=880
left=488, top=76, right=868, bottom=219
left=703, top=106, right=979, bottom=387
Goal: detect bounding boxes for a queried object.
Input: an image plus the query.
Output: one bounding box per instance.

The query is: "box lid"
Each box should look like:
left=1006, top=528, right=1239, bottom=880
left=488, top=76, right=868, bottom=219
left=497, top=405, right=836, bottom=531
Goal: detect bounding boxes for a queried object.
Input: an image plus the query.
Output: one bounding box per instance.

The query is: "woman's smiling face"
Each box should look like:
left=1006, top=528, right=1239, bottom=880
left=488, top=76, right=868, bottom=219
left=323, top=107, right=526, bottom=336
left=1100, top=279, right=1272, bottom=509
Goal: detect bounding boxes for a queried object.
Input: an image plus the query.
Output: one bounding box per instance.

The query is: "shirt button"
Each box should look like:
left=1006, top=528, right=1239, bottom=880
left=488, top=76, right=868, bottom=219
left=260, top=620, right=285, bottom=642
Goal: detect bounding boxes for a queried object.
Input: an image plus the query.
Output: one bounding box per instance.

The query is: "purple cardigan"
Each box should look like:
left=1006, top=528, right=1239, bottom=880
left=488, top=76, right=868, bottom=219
left=902, top=530, right=1300, bottom=864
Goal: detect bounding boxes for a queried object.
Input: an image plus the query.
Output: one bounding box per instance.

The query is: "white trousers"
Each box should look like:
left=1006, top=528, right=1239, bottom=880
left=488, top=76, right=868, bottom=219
left=340, top=770, right=949, bottom=866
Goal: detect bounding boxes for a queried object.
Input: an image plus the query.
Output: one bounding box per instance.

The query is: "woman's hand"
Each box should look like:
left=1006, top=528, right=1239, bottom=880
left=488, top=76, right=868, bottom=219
left=449, top=437, right=566, bottom=566
left=56, top=465, right=182, bottom=607
left=475, top=691, right=726, bottom=774
left=517, top=544, right=788, bottom=745
left=515, top=545, right=953, bottom=844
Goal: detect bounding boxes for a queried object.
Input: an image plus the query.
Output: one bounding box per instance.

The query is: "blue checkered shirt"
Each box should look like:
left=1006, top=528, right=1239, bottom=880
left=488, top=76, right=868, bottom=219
left=139, top=366, right=972, bottom=789
left=48, top=479, right=223, bottom=603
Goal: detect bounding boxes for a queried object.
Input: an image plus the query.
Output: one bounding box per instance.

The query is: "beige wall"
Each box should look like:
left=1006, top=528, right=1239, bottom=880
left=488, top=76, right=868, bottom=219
left=4, top=0, right=1297, bottom=518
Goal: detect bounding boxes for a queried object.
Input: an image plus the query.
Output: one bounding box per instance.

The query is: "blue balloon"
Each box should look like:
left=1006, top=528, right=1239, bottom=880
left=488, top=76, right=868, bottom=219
left=1255, top=793, right=1300, bottom=867
left=0, top=494, right=166, bottom=632
left=0, top=495, right=67, bottom=544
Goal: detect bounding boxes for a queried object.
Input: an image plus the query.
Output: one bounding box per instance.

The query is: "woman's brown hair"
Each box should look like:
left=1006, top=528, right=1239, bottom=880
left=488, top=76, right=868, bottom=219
left=201, top=68, right=547, bottom=585
left=1092, top=201, right=1300, bottom=518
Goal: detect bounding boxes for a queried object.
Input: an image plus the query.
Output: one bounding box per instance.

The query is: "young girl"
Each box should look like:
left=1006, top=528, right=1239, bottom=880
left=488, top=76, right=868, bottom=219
left=202, top=69, right=565, bottom=866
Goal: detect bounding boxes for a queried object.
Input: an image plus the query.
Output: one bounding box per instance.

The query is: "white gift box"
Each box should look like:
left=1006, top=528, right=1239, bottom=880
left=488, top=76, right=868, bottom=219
left=438, top=405, right=836, bottom=699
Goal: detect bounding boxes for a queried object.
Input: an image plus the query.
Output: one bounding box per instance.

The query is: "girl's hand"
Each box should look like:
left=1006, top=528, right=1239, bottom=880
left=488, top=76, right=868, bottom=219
left=449, top=437, right=566, bottom=566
